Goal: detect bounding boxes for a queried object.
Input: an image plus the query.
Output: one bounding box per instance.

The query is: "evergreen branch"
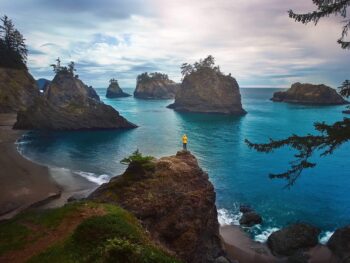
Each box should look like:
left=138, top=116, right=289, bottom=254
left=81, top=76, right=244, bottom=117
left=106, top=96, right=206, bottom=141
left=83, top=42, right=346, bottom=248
left=245, top=118, right=350, bottom=187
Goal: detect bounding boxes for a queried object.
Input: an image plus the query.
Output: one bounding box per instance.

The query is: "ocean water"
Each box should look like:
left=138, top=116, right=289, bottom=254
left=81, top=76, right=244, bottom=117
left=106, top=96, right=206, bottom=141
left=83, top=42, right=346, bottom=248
left=18, top=88, right=350, bottom=242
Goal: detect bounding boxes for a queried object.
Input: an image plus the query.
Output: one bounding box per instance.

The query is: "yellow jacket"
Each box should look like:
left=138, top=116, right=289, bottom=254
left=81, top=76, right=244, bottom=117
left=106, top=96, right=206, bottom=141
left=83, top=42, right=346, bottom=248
left=182, top=135, right=188, bottom=144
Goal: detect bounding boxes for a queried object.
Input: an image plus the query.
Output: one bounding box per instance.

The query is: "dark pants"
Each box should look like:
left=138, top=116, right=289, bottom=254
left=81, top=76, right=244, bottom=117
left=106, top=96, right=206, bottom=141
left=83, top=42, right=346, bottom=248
left=183, top=143, right=187, bottom=151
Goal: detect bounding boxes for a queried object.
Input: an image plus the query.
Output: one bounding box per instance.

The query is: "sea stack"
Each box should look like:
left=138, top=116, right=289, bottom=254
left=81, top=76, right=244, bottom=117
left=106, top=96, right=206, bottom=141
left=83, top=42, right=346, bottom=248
left=14, top=69, right=136, bottom=130
left=90, top=150, right=229, bottom=263
left=106, top=78, right=130, bottom=98
left=134, top=72, right=180, bottom=99
left=271, top=82, right=348, bottom=105
left=0, top=68, right=40, bottom=113
left=168, top=56, right=246, bottom=114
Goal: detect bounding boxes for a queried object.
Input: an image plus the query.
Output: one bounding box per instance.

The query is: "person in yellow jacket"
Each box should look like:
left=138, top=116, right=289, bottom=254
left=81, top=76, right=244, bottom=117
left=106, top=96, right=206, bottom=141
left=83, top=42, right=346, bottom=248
left=182, top=134, right=188, bottom=151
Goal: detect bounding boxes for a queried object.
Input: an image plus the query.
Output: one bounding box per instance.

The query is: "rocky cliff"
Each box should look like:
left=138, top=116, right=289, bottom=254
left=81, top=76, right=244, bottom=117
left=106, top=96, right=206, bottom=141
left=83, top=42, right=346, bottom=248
left=14, top=71, right=136, bottom=130
left=0, top=68, right=40, bottom=113
left=168, top=68, right=246, bottom=114
left=106, top=80, right=130, bottom=98
left=134, top=73, right=180, bottom=99
left=90, top=151, right=229, bottom=263
left=271, top=83, right=348, bottom=105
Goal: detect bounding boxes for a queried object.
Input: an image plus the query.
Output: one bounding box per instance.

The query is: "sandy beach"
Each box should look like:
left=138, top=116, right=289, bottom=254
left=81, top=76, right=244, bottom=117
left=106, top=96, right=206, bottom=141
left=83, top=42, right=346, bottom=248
left=0, top=114, right=62, bottom=219
left=220, top=225, right=339, bottom=263
left=0, top=114, right=100, bottom=220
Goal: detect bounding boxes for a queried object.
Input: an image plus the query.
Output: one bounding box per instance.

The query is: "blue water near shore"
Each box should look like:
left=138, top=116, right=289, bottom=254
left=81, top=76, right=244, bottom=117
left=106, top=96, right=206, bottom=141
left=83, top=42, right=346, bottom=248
left=18, top=88, right=350, bottom=242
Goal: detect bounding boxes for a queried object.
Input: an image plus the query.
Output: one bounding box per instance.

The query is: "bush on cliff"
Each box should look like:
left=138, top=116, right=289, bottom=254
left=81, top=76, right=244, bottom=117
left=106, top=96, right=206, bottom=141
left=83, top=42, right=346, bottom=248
left=120, top=149, right=155, bottom=171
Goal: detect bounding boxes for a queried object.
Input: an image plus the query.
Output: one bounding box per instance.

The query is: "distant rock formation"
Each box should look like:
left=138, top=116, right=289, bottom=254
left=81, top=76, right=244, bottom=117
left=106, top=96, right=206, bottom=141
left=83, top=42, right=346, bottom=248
left=36, top=78, right=51, bottom=92
left=168, top=57, right=246, bottom=114
left=14, top=71, right=136, bottom=130
left=134, top=72, right=180, bottom=99
left=106, top=78, right=130, bottom=98
left=0, top=68, right=40, bottom=113
left=271, top=83, right=348, bottom=105
left=267, top=223, right=320, bottom=257
left=90, top=151, right=229, bottom=263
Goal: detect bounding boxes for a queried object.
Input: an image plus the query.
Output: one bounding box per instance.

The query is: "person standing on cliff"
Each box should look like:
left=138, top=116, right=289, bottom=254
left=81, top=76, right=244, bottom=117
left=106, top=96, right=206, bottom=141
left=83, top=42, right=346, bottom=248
left=182, top=134, right=188, bottom=151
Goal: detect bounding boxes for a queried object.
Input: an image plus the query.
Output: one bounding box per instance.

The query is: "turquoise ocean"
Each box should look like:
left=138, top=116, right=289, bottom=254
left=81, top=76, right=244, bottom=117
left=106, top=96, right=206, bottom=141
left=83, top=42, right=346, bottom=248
left=17, top=88, right=350, bottom=242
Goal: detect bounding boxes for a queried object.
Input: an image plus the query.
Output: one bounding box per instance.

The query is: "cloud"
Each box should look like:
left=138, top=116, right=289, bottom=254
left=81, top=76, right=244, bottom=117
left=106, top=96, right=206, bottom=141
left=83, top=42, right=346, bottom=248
left=1, top=0, right=349, bottom=88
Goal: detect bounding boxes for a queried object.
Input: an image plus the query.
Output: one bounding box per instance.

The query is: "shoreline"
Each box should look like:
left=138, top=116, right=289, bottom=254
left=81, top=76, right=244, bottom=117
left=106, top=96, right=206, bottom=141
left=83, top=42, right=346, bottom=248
left=0, top=114, right=97, bottom=220
left=220, top=225, right=338, bottom=263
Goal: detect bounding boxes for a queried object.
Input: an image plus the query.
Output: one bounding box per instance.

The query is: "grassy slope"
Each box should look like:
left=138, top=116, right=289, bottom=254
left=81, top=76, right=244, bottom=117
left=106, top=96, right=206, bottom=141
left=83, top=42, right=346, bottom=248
left=0, top=202, right=181, bottom=263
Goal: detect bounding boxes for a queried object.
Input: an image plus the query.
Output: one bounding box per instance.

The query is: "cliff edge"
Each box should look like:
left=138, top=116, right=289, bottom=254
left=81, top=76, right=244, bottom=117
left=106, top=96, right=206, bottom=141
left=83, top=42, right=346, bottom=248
left=90, top=150, right=229, bottom=263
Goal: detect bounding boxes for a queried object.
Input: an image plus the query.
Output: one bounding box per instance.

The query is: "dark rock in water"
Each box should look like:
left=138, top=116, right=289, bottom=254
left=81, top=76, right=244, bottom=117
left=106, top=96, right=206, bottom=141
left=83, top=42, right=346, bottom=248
left=239, top=205, right=253, bottom=214
left=36, top=78, right=51, bottom=92
left=343, top=109, right=350, bottom=114
left=90, top=150, right=229, bottom=263
left=134, top=72, right=179, bottom=99
left=267, top=223, right=320, bottom=256
left=106, top=79, right=130, bottom=98
left=271, top=83, right=348, bottom=105
left=327, top=225, right=350, bottom=262
left=239, top=211, right=262, bottom=227
left=14, top=71, right=136, bottom=130
left=168, top=67, right=246, bottom=114
left=0, top=68, right=40, bottom=113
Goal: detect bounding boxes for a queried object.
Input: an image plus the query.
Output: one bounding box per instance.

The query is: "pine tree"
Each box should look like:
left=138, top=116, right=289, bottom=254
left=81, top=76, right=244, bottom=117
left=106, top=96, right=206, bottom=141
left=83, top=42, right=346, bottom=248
left=246, top=1, right=350, bottom=187
left=0, top=15, right=27, bottom=69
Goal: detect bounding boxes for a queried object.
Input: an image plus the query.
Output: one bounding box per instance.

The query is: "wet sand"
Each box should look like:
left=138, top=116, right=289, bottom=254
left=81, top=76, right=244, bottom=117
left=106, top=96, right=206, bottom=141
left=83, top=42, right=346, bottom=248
left=220, top=225, right=339, bottom=263
left=0, top=114, right=61, bottom=219
left=0, top=113, right=98, bottom=219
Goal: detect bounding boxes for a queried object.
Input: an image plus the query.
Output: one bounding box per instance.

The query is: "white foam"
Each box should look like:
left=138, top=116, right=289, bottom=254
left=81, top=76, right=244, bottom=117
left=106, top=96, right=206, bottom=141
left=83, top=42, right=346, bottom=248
left=319, top=231, right=334, bottom=244
left=218, top=208, right=242, bottom=226
left=74, top=171, right=110, bottom=185
left=254, top=227, right=280, bottom=243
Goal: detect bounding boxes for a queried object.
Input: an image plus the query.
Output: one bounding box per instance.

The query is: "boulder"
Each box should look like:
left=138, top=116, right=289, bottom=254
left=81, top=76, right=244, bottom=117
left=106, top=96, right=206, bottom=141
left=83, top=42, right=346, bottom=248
left=239, top=211, right=262, bottom=227
left=0, top=68, right=40, bottom=113
left=14, top=71, right=136, bottom=130
left=106, top=80, right=130, bottom=98
left=90, top=150, right=227, bottom=263
left=267, top=223, right=320, bottom=256
left=271, top=83, right=348, bottom=105
left=239, top=205, right=253, bottom=214
left=327, top=225, right=350, bottom=262
left=168, top=67, right=246, bottom=114
left=134, top=72, right=180, bottom=99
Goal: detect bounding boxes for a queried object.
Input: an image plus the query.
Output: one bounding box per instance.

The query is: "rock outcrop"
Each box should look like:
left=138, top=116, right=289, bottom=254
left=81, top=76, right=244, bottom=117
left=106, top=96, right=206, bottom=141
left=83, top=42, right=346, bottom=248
left=267, top=223, right=320, bottom=256
left=106, top=80, right=130, bottom=98
left=271, top=83, right=348, bottom=105
left=36, top=78, right=51, bottom=92
left=327, top=225, right=350, bottom=262
left=0, top=68, right=40, bottom=113
left=239, top=211, right=262, bottom=227
left=90, top=151, right=229, bottom=263
left=14, top=71, right=136, bottom=130
left=134, top=72, right=180, bottom=99
left=167, top=68, right=246, bottom=114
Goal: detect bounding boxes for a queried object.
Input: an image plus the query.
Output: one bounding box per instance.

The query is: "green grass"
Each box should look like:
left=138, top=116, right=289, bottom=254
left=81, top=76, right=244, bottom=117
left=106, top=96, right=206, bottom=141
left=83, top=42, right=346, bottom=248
left=0, top=202, right=82, bottom=256
left=17, top=203, right=181, bottom=263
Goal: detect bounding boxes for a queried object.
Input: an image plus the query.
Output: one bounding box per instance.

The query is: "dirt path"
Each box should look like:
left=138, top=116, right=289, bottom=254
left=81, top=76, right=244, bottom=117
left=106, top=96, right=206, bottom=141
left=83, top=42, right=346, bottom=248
left=0, top=206, right=106, bottom=263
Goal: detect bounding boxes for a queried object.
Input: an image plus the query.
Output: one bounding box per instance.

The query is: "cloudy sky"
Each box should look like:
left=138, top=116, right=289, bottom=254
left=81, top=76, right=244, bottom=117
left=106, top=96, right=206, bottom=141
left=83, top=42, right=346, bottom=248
left=1, top=0, right=349, bottom=88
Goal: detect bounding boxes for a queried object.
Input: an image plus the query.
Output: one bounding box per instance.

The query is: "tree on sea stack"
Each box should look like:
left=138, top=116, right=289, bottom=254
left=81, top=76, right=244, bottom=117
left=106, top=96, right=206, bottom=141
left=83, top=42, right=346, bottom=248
left=50, top=58, right=78, bottom=78
left=0, top=15, right=28, bottom=69
left=246, top=0, right=350, bottom=187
